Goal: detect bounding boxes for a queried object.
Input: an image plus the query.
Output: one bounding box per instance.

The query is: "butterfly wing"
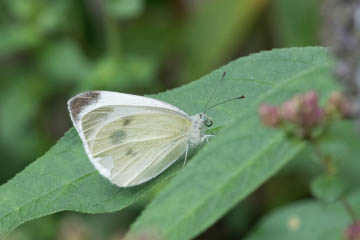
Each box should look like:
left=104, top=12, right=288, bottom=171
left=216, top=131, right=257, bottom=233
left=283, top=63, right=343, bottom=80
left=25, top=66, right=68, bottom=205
left=68, top=91, right=192, bottom=187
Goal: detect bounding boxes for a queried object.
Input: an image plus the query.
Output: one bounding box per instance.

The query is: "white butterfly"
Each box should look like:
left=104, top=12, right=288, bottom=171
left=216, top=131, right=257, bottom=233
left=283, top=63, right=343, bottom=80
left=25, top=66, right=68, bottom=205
left=68, top=91, right=214, bottom=187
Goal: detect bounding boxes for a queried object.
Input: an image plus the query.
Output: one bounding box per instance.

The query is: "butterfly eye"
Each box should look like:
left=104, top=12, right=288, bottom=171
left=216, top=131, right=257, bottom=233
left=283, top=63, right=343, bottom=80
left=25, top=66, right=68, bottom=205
left=205, top=119, right=213, bottom=127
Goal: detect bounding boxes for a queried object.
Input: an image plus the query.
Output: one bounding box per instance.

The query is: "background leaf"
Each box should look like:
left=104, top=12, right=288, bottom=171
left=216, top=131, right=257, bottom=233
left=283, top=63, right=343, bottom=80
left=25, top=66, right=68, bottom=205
left=283, top=121, right=360, bottom=191
left=182, top=0, right=267, bottom=81
left=310, top=175, right=347, bottom=203
left=270, top=0, right=320, bottom=47
left=0, top=47, right=339, bottom=237
left=245, top=190, right=360, bottom=240
left=106, top=0, right=145, bottom=19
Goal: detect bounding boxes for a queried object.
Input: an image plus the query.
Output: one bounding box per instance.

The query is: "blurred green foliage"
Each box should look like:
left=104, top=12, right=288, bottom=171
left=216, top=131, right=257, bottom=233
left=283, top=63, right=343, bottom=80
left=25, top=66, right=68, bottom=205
left=0, top=0, right=328, bottom=239
left=245, top=190, right=360, bottom=240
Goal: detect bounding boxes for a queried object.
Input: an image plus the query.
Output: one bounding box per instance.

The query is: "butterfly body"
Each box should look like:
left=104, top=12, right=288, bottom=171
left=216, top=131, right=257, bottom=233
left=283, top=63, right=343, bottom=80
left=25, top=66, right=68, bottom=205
left=68, top=91, right=211, bottom=187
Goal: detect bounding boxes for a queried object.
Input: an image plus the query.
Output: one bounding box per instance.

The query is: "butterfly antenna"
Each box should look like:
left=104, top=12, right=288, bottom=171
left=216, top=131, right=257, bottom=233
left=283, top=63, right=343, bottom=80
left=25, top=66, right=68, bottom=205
left=204, top=72, right=227, bottom=113
left=207, top=95, right=246, bottom=111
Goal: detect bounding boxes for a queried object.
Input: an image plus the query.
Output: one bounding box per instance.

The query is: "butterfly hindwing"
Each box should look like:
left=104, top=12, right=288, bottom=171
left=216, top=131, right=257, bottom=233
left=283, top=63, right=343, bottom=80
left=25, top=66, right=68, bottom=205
left=123, top=136, right=187, bottom=186
left=82, top=107, right=192, bottom=187
left=109, top=134, right=187, bottom=187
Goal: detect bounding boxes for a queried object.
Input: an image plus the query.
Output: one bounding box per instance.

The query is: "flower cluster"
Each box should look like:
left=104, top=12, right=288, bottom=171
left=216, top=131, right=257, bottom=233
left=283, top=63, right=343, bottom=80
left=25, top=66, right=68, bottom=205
left=258, top=91, right=353, bottom=139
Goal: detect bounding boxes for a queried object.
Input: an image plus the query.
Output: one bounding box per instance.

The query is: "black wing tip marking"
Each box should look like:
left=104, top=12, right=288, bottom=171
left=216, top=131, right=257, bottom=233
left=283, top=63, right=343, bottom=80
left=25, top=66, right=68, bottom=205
left=68, top=91, right=101, bottom=121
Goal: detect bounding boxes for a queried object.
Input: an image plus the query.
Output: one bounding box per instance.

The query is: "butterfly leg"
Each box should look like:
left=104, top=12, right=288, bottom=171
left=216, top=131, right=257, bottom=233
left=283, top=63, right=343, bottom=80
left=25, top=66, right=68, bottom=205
left=183, top=144, right=189, bottom=166
left=203, top=135, right=215, bottom=144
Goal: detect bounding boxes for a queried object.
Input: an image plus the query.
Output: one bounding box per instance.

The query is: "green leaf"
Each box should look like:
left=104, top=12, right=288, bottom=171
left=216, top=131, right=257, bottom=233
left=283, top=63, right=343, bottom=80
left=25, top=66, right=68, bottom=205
left=0, top=26, right=40, bottom=55
left=245, top=191, right=360, bottom=240
left=0, top=79, right=46, bottom=162
left=318, top=121, right=360, bottom=185
left=0, top=47, right=339, bottom=236
left=125, top=47, right=339, bottom=240
left=310, top=175, right=347, bottom=203
left=106, top=0, right=144, bottom=19
left=283, top=121, right=360, bottom=188
left=82, top=55, right=157, bottom=91
left=37, top=40, right=91, bottom=83
left=271, top=0, right=320, bottom=47
left=183, top=0, right=267, bottom=81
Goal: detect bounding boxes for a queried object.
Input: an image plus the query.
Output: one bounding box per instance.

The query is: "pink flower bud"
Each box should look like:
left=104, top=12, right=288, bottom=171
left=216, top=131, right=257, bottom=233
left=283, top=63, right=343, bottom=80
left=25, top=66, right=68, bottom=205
left=327, top=91, right=354, bottom=118
left=300, top=91, right=324, bottom=128
left=280, top=96, right=301, bottom=122
left=304, top=91, right=318, bottom=106
left=258, top=104, right=280, bottom=127
left=279, top=91, right=324, bottom=129
left=345, top=221, right=360, bottom=240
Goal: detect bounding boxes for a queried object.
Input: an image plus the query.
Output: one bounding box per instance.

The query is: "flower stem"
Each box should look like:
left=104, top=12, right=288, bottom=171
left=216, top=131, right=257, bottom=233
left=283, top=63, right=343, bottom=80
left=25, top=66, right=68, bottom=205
left=310, top=139, right=334, bottom=175
left=341, top=196, right=358, bottom=224
left=309, top=139, right=357, bottom=222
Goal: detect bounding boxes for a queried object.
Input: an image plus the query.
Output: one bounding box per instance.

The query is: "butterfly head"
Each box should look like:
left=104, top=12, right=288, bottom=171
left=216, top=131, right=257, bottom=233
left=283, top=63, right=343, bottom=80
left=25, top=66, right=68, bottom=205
left=199, top=112, right=213, bottom=128
left=188, top=112, right=213, bottom=145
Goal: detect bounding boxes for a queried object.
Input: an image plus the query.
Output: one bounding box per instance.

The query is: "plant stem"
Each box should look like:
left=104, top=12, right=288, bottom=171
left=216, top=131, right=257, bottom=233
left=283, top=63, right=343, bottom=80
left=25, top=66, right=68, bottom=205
left=310, top=139, right=333, bottom=175
left=309, top=139, right=357, bottom=222
left=341, top=196, right=358, bottom=224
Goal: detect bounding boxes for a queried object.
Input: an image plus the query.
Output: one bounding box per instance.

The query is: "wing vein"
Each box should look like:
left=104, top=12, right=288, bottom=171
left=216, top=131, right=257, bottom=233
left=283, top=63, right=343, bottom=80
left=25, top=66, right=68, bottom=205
left=93, top=134, right=186, bottom=157
left=125, top=138, right=185, bottom=186
left=110, top=135, right=186, bottom=181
